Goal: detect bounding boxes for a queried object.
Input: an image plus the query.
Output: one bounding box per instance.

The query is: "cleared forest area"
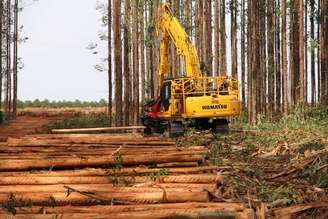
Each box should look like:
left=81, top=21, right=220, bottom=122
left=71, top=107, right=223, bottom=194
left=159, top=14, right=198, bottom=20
left=0, top=0, right=327, bottom=218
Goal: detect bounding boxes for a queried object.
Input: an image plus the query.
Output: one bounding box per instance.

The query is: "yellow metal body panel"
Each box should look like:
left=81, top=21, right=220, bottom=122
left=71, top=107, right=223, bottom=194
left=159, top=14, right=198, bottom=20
left=183, top=95, right=240, bottom=118
left=156, top=76, right=241, bottom=120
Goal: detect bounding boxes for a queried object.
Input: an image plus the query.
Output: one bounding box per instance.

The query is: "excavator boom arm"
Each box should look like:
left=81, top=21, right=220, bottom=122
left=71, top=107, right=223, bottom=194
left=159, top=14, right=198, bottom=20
left=156, top=3, right=202, bottom=86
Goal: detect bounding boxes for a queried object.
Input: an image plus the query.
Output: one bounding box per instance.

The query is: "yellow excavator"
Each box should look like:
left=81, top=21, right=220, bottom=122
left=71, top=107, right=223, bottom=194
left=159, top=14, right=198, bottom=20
left=142, top=3, right=240, bottom=137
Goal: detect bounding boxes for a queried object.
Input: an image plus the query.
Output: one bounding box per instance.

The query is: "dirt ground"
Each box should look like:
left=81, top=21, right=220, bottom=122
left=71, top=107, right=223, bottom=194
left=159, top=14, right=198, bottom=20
left=0, top=107, right=107, bottom=141
left=0, top=115, right=63, bottom=141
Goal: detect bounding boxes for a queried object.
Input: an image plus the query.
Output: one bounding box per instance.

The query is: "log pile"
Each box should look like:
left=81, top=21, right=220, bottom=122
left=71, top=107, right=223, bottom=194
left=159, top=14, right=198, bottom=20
left=0, top=134, right=255, bottom=218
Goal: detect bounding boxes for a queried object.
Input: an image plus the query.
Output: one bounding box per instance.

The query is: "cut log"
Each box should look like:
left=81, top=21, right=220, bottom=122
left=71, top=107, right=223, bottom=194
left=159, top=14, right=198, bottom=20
left=0, top=208, right=254, bottom=219
left=0, top=202, right=246, bottom=214
left=6, top=136, right=175, bottom=146
left=0, top=190, right=209, bottom=206
left=0, top=145, right=205, bottom=153
left=273, top=202, right=328, bottom=218
left=0, top=166, right=217, bottom=177
left=0, top=174, right=223, bottom=185
left=0, top=183, right=217, bottom=193
left=0, top=154, right=204, bottom=170
left=51, top=126, right=146, bottom=134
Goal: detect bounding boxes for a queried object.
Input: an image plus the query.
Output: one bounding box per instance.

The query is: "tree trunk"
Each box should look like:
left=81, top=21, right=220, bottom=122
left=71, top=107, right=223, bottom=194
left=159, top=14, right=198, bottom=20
left=251, top=0, right=259, bottom=124
left=171, top=0, right=178, bottom=77
left=12, top=0, right=17, bottom=119
left=204, top=0, right=212, bottom=75
left=5, top=0, right=11, bottom=119
left=247, top=0, right=254, bottom=123
left=113, top=0, right=123, bottom=126
left=310, top=0, right=315, bottom=104
left=320, top=0, right=328, bottom=103
left=123, top=0, right=131, bottom=126
left=220, top=0, right=227, bottom=75
left=108, top=0, right=113, bottom=125
left=184, top=0, right=191, bottom=36
left=214, top=0, right=221, bottom=75
left=317, top=0, right=320, bottom=101
left=275, top=0, right=281, bottom=113
left=291, top=0, right=300, bottom=106
left=132, top=0, right=139, bottom=125
left=241, top=0, right=246, bottom=109
left=140, top=2, right=145, bottom=113
left=230, top=0, right=237, bottom=78
left=304, top=0, right=308, bottom=104
left=299, top=0, right=305, bottom=107
left=282, top=0, right=288, bottom=115
left=197, top=0, right=204, bottom=66
left=267, top=0, right=275, bottom=119
left=258, top=0, right=266, bottom=115
left=0, top=0, right=3, bottom=111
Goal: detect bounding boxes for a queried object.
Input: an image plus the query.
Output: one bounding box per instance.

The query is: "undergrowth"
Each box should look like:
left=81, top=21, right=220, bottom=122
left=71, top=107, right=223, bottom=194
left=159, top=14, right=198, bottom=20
left=231, top=105, right=328, bottom=150
left=45, top=113, right=111, bottom=129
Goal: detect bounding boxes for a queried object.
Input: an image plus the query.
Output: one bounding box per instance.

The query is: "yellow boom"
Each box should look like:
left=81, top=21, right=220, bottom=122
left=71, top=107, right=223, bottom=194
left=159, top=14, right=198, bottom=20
left=156, top=3, right=202, bottom=86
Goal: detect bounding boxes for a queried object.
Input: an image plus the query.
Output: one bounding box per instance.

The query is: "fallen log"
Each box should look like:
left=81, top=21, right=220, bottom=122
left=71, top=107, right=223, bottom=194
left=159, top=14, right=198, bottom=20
left=156, top=162, right=199, bottom=168
left=0, top=190, right=209, bottom=206
left=272, top=202, right=328, bottom=218
left=51, top=126, right=146, bottom=134
left=0, top=174, right=223, bottom=185
left=6, top=137, right=175, bottom=146
left=0, top=154, right=204, bottom=170
left=0, top=146, right=205, bottom=154
left=0, top=151, right=206, bottom=160
left=0, top=208, right=254, bottom=219
left=0, top=183, right=217, bottom=193
left=0, top=202, right=246, bottom=214
left=0, top=166, right=217, bottom=177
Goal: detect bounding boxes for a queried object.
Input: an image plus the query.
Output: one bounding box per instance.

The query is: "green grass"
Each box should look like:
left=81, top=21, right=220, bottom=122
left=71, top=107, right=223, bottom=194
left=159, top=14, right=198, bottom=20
left=45, top=113, right=111, bottom=129
left=231, top=105, right=328, bottom=150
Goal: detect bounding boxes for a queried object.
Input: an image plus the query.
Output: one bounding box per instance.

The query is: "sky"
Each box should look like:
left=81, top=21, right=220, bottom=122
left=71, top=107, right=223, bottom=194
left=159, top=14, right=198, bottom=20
left=19, top=0, right=107, bottom=101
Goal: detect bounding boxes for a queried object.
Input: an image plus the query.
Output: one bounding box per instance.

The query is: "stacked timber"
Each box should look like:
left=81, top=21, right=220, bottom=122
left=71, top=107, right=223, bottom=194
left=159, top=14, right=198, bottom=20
left=0, top=134, right=255, bottom=218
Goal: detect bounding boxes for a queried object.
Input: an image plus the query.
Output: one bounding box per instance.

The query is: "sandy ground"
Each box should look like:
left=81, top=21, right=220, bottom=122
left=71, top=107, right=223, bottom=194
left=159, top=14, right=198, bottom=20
left=0, top=115, right=63, bottom=141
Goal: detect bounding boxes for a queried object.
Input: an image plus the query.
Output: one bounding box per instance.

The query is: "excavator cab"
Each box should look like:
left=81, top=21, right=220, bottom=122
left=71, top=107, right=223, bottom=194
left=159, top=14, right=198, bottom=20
left=160, top=81, right=171, bottom=112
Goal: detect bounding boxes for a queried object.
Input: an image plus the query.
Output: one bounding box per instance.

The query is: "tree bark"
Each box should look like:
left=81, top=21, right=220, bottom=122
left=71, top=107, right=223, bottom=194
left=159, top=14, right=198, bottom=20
left=299, top=0, right=305, bottom=107
left=204, top=0, right=212, bottom=75
left=107, top=0, right=113, bottom=126
left=123, top=0, right=130, bottom=126
left=267, top=0, right=275, bottom=119
left=132, top=0, right=139, bottom=125
left=310, top=0, right=315, bottom=104
left=231, top=0, right=238, bottom=78
left=241, top=0, right=246, bottom=109
left=282, top=0, right=288, bottom=115
left=275, top=0, right=281, bottom=113
left=317, top=0, right=320, bottom=101
left=197, top=0, right=204, bottom=65
left=214, top=0, right=221, bottom=75
left=259, top=0, right=266, bottom=115
left=12, top=0, right=17, bottom=119
left=184, top=0, right=191, bottom=36
left=0, top=0, right=3, bottom=111
left=291, top=0, right=300, bottom=106
left=5, top=0, right=11, bottom=119
left=320, top=0, right=328, bottom=103
left=140, top=2, right=145, bottom=113
left=220, top=0, right=227, bottom=75
left=113, top=0, right=123, bottom=126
